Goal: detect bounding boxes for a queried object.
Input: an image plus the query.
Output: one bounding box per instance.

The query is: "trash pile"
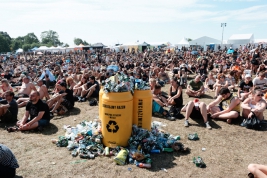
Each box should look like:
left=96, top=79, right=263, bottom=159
left=102, top=72, right=150, bottom=93
left=52, top=120, right=189, bottom=169
left=103, top=73, right=133, bottom=93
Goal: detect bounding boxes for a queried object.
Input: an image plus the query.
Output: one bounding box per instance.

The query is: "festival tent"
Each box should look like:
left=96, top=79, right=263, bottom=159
left=175, top=37, right=190, bottom=48
left=91, top=43, right=106, bottom=49
left=189, top=36, right=221, bottom=46
left=16, top=48, right=23, bottom=53
left=227, top=34, right=254, bottom=45
left=120, top=42, right=140, bottom=52
left=30, top=47, right=39, bottom=51
left=36, top=46, right=49, bottom=51
left=254, top=39, right=267, bottom=46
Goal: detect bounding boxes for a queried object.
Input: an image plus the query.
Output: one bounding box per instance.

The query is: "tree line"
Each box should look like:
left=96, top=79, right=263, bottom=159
left=0, top=30, right=89, bottom=53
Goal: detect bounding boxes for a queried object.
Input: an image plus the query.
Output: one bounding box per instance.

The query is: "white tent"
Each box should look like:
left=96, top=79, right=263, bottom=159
left=175, top=37, right=190, bottom=47
left=227, top=34, right=254, bottom=45
left=36, top=46, right=49, bottom=51
left=189, top=36, right=221, bottom=46
left=16, top=48, right=23, bottom=53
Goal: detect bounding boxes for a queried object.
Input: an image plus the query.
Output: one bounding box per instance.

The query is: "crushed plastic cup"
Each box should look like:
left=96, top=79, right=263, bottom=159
left=161, top=168, right=168, bottom=172
left=151, top=121, right=166, bottom=129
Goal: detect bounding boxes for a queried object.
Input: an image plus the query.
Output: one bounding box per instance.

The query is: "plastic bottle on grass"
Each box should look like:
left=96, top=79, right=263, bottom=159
left=136, top=163, right=151, bottom=168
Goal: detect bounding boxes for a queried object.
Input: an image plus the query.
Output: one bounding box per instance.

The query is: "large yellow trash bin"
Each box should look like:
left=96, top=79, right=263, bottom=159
left=98, top=87, right=104, bottom=120
left=101, top=92, right=133, bottom=147
left=133, top=90, right=152, bottom=130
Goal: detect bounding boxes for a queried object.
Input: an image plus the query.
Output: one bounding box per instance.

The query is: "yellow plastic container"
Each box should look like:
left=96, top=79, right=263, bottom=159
left=99, top=87, right=104, bottom=120
left=101, top=92, right=133, bottom=147
left=133, top=90, right=152, bottom=130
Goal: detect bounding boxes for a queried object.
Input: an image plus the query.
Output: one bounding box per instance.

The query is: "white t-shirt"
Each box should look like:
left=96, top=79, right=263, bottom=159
left=252, top=77, right=267, bottom=89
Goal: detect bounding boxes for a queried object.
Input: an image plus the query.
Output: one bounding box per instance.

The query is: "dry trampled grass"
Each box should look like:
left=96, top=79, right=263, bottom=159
left=1, top=81, right=267, bottom=178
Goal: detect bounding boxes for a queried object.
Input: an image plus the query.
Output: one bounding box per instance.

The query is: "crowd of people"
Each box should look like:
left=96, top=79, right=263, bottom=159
left=0, top=43, right=267, bottom=177
left=0, top=44, right=266, bottom=129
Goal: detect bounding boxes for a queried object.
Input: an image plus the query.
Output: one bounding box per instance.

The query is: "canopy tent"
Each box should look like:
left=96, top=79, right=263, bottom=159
left=227, top=34, right=254, bottom=45
left=36, top=46, right=49, bottom=51
left=91, top=43, right=106, bottom=48
left=175, top=37, right=190, bottom=47
left=254, top=39, right=267, bottom=45
left=30, top=47, right=39, bottom=51
left=120, top=42, right=140, bottom=52
left=189, top=36, right=221, bottom=46
left=16, top=48, right=23, bottom=53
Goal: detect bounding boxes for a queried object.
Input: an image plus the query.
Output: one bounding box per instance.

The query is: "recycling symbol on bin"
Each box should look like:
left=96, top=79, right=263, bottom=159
left=106, top=120, right=119, bottom=133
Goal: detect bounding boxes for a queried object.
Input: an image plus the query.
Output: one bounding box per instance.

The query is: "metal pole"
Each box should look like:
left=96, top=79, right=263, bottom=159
left=221, top=23, right=226, bottom=45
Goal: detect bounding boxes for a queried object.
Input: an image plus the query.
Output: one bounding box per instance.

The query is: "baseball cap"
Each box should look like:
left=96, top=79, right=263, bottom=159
left=245, top=74, right=251, bottom=78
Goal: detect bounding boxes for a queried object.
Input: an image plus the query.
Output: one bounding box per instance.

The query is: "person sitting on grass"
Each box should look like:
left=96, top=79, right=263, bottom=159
left=213, top=74, right=228, bottom=99
left=204, top=72, right=216, bottom=92
left=7, top=91, right=50, bottom=132
left=207, top=88, right=241, bottom=124
left=0, top=79, right=13, bottom=99
left=16, top=79, right=50, bottom=108
left=0, top=91, right=18, bottom=123
left=152, top=83, right=175, bottom=121
left=14, top=76, right=37, bottom=99
left=0, top=143, right=19, bottom=178
left=185, top=75, right=204, bottom=98
left=241, top=89, right=266, bottom=121
left=237, top=74, right=253, bottom=101
left=78, top=76, right=100, bottom=102
left=48, top=82, right=74, bottom=116
left=167, top=77, right=183, bottom=108
left=181, top=99, right=212, bottom=129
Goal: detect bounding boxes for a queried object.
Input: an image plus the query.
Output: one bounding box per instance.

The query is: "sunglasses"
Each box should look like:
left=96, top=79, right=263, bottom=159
left=257, top=94, right=264, bottom=97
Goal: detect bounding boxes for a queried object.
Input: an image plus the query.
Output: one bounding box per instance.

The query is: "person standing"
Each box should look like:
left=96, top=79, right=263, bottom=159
left=0, top=143, right=19, bottom=178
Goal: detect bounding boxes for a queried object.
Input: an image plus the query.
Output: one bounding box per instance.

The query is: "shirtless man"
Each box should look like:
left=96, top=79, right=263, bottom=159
left=17, top=80, right=48, bottom=108
left=14, top=76, right=36, bottom=99
left=158, top=67, right=170, bottom=85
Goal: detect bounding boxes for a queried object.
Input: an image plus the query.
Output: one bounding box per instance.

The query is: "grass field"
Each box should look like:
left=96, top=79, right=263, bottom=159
left=1, top=79, right=267, bottom=178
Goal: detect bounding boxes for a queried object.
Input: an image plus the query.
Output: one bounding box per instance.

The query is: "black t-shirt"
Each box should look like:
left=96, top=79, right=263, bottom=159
left=4, top=74, right=12, bottom=80
left=239, top=80, right=253, bottom=92
left=86, top=81, right=100, bottom=93
left=63, top=89, right=74, bottom=106
left=26, top=99, right=50, bottom=121
left=0, top=99, right=18, bottom=120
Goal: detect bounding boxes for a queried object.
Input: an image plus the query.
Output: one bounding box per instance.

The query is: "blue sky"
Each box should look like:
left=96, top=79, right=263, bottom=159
left=1, top=0, right=266, bottom=46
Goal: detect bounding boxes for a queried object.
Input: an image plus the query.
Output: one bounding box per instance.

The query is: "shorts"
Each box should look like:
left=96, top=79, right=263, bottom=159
left=0, top=110, right=16, bottom=123
left=189, top=107, right=204, bottom=120
left=38, top=119, right=50, bottom=127
left=14, top=93, right=29, bottom=100
left=208, top=85, right=214, bottom=90
left=91, top=90, right=99, bottom=98
left=61, top=99, right=73, bottom=110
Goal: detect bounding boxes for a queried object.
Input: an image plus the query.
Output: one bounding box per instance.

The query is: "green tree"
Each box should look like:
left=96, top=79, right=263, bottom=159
left=0, top=35, right=10, bottom=52
left=74, top=38, right=83, bottom=45
left=11, top=41, right=20, bottom=51
left=41, top=30, right=60, bottom=46
left=0, top=31, right=12, bottom=45
left=30, top=43, right=41, bottom=49
left=22, top=44, right=32, bottom=51
left=24, top=33, right=39, bottom=44
left=83, top=40, right=89, bottom=45
left=64, top=43, right=69, bottom=47
left=187, top=38, right=192, bottom=42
